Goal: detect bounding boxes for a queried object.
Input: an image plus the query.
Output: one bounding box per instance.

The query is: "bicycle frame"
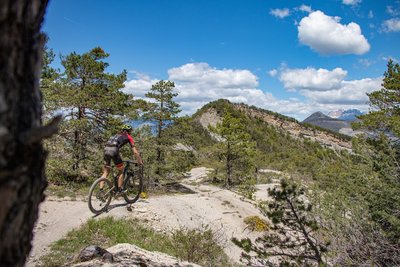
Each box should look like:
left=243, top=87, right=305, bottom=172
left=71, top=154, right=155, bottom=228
left=109, top=160, right=139, bottom=190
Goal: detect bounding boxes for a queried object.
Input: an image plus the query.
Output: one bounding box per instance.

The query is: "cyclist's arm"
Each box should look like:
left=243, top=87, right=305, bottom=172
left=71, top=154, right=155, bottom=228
left=132, top=146, right=143, bottom=165
left=127, top=134, right=143, bottom=165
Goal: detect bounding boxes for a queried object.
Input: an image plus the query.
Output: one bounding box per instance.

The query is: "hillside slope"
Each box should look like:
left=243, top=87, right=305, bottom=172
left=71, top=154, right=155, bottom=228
left=195, top=100, right=352, bottom=151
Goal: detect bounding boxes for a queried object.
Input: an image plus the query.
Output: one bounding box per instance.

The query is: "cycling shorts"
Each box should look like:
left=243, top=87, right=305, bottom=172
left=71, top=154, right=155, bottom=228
left=104, top=146, right=123, bottom=168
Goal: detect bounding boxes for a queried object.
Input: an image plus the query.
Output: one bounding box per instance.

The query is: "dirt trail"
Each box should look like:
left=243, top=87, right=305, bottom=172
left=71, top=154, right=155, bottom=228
left=26, top=167, right=272, bottom=266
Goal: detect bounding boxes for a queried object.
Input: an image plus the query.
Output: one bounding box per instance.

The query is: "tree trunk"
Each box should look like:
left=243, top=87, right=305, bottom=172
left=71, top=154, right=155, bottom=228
left=0, top=1, right=49, bottom=266
left=156, top=117, right=162, bottom=162
left=226, top=143, right=232, bottom=189
left=156, top=99, right=164, bottom=163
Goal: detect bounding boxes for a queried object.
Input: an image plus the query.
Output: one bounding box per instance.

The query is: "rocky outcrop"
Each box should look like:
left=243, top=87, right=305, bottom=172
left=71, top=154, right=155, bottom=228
left=173, top=143, right=195, bottom=152
left=197, top=108, right=221, bottom=129
left=197, top=108, right=225, bottom=142
left=72, top=243, right=201, bottom=267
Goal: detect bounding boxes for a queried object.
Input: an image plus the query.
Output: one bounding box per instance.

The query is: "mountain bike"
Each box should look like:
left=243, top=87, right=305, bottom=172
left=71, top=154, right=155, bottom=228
left=88, top=160, right=143, bottom=214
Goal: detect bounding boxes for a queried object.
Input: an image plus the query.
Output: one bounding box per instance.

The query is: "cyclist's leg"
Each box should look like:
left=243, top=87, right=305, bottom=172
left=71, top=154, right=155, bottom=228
left=101, top=165, right=111, bottom=179
left=100, top=149, right=113, bottom=189
left=113, top=153, right=124, bottom=191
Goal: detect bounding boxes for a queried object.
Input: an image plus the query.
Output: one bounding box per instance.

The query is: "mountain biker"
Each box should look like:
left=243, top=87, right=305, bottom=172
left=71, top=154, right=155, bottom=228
left=100, top=124, right=143, bottom=194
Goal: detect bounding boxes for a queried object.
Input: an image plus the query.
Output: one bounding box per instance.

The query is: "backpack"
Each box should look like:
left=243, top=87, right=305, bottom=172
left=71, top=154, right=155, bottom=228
left=106, top=134, right=120, bottom=147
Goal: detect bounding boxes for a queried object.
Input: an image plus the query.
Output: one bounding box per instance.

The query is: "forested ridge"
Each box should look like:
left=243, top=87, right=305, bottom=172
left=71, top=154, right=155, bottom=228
left=40, top=46, right=400, bottom=266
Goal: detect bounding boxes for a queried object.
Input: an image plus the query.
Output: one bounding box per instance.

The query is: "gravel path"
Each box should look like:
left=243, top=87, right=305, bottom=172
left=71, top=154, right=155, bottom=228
left=26, top=167, right=272, bottom=266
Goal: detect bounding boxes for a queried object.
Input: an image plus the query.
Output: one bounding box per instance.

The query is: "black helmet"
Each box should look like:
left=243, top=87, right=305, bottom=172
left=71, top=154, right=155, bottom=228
left=121, top=124, right=132, bottom=132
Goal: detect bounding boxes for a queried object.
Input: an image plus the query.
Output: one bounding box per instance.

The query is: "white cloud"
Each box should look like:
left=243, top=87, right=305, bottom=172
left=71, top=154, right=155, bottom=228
left=382, top=18, right=400, bottom=32
left=125, top=63, right=294, bottom=117
left=268, top=69, right=278, bottom=77
left=168, top=63, right=258, bottom=89
left=123, top=72, right=158, bottom=98
left=279, top=67, right=348, bottom=91
left=168, top=63, right=277, bottom=114
left=123, top=63, right=381, bottom=121
left=386, top=5, right=400, bottom=16
left=298, top=11, right=370, bottom=55
left=358, top=58, right=373, bottom=67
left=275, top=65, right=382, bottom=116
left=342, top=0, right=362, bottom=6
left=298, top=5, right=313, bottom=13
left=270, top=8, right=290, bottom=19
left=301, top=77, right=382, bottom=105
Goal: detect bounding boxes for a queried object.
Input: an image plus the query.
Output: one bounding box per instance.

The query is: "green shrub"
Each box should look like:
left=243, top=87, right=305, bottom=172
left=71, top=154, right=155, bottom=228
left=171, top=225, right=231, bottom=266
left=238, top=178, right=257, bottom=200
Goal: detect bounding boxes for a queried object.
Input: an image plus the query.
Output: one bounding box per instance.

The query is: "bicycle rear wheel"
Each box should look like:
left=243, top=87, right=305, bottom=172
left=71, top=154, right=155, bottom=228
left=123, top=170, right=143, bottom=204
left=88, top=178, right=113, bottom=214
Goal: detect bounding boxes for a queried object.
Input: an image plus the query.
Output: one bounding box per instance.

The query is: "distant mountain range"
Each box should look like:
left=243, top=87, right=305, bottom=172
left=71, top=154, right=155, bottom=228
left=303, top=109, right=364, bottom=136
left=303, top=112, right=352, bottom=133
left=327, top=109, right=363, bottom=121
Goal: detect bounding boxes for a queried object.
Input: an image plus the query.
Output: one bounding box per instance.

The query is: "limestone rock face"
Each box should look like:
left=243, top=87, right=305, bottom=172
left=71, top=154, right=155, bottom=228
left=197, top=108, right=221, bottom=129
left=72, top=243, right=201, bottom=267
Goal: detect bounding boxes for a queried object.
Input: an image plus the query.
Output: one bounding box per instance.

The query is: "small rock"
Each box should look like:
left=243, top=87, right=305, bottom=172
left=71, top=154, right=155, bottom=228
left=77, top=245, right=112, bottom=262
left=102, top=252, right=114, bottom=263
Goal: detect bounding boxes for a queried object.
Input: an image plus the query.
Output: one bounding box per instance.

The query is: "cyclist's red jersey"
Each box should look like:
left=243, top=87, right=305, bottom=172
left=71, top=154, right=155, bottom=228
left=105, top=132, right=135, bottom=149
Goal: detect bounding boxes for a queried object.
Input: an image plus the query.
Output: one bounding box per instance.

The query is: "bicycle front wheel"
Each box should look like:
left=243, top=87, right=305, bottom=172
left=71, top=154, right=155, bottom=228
left=88, top=178, right=113, bottom=214
left=123, top=171, right=143, bottom=204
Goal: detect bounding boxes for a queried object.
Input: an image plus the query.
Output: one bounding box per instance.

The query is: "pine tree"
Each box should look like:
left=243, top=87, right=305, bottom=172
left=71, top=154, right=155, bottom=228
left=211, top=111, right=255, bottom=188
left=355, top=59, right=400, bottom=137
left=41, top=38, right=60, bottom=114
left=144, top=80, right=181, bottom=176
left=233, top=179, right=328, bottom=266
left=350, top=59, right=400, bottom=265
left=43, top=47, right=134, bottom=174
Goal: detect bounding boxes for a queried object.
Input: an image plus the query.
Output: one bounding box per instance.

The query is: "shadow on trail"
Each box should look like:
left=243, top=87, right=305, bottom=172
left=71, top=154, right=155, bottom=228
left=163, top=182, right=196, bottom=194
left=92, top=202, right=130, bottom=218
left=91, top=182, right=196, bottom=218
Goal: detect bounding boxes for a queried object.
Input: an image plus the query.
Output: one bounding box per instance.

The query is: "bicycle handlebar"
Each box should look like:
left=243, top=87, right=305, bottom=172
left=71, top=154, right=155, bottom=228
left=123, top=160, right=144, bottom=174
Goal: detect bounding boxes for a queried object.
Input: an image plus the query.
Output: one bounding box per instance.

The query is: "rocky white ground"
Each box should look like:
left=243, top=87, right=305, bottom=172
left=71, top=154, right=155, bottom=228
left=26, top=167, right=276, bottom=267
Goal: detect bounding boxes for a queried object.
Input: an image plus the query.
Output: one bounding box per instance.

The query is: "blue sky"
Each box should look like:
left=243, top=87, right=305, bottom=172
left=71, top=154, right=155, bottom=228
left=43, top=0, right=400, bottom=120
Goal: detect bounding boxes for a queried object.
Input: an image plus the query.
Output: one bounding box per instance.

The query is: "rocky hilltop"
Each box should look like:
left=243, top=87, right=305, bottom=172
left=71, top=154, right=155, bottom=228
left=195, top=100, right=352, bottom=151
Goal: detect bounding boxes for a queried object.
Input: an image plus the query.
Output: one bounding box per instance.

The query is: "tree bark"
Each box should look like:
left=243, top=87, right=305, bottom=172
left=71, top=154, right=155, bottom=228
left=226, top=143, right=232, bottom=188
left=0, top=1, right=49, bottom=266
